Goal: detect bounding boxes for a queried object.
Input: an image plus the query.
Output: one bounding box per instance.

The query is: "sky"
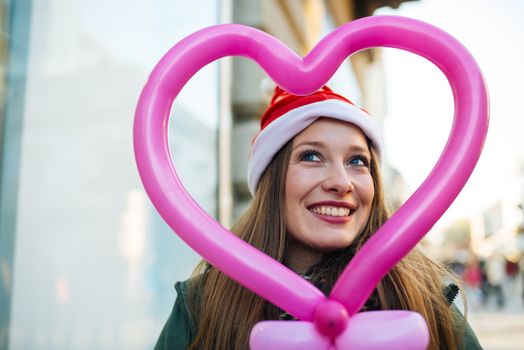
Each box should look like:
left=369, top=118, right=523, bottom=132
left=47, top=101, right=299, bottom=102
left=375, top=0, right=524, bottom=231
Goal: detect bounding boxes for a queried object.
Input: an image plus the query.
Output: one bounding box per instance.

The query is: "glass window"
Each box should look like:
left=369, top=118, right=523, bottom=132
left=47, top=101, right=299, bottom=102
left=2, top=1, right=220, bottom=349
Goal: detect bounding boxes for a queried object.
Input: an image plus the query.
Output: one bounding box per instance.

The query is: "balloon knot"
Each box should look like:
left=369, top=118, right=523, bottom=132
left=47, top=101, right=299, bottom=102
left=314, top=300, right=349, bottom=337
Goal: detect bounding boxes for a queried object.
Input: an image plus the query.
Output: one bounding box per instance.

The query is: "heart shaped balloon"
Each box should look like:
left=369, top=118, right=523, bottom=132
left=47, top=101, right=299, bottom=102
left=134, top=15, right=488, bottom=349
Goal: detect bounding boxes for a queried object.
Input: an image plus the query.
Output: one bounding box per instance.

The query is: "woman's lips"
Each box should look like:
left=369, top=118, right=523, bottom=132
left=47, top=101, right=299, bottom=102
left=307, top=201, right=356, bottom=224
left=307, top=200, right=356, bottom=210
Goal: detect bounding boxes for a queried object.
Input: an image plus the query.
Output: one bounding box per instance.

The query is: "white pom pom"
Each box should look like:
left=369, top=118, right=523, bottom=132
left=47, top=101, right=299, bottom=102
left=259, top=77, right=276, bottom=101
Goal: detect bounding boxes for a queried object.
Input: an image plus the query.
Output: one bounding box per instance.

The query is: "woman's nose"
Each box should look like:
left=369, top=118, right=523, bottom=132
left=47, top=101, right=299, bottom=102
left=321, top=163, right=355, bottom=195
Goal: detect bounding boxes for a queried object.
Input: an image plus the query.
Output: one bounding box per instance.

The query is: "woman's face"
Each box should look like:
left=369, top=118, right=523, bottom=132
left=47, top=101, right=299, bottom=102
left=285, top=118, right=375, bottom=254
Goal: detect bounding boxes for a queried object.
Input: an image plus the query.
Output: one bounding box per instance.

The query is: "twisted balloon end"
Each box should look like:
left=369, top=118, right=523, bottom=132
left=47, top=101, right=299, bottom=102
left=314, top=300, right=349, bottom=337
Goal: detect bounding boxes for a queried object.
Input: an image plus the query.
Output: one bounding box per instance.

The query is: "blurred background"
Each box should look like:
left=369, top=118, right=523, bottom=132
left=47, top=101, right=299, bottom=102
left=1, top=0, right=523, bottom=349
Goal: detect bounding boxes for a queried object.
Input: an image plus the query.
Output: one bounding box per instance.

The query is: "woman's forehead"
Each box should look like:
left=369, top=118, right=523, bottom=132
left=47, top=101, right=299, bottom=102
left=293, top=118, right=369, bottom=149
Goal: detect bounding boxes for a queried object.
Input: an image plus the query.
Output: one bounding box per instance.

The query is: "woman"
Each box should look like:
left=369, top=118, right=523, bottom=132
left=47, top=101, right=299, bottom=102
left=155, top=86, right=482, bottom=350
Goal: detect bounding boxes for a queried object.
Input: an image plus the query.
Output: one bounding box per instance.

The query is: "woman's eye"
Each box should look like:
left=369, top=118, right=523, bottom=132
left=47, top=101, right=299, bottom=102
left=299, top=151, right=321, bottom=162
left=348, top=156, right=369, bottom=167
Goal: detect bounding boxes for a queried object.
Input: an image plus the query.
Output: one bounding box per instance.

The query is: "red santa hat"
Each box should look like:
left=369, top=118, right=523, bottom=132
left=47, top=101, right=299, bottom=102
left=247, top=85, right=383, bottom=195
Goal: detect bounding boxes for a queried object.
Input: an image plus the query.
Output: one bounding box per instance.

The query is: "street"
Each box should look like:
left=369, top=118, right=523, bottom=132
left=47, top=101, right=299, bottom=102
left=466, top=278, right=524, bottom=350
left=469, top=311, right=524, bottom=350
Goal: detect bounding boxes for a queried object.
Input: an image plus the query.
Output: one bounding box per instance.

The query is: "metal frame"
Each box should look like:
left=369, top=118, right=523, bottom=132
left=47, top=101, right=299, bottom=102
left=0, top=0, right=32, bottom=347
left=218, top=0, right=233, bottom=227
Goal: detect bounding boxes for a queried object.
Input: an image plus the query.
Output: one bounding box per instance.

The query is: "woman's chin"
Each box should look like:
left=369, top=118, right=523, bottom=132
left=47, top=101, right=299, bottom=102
left=311, top=238, right=355, bottom=252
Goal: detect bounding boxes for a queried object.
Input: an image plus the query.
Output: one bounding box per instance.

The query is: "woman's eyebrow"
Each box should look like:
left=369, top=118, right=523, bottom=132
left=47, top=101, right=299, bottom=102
left=292, top=141, right=325, bottom=150
left=347, top=145, right=371, bottom=155
left=293, top=141, right=370, bottom=155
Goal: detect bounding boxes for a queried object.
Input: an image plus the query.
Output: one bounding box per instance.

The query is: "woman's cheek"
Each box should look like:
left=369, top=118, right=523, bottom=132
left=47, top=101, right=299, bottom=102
left=355, top=173, right=375, bottom=202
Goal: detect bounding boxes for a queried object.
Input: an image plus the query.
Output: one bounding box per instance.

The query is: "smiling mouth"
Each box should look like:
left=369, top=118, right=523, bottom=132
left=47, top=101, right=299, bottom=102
left=308, top=206, right=353, bottom=217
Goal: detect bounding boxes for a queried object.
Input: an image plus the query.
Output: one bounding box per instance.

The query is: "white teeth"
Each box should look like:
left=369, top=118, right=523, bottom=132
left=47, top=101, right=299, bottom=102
left=310, top=206, right=351, bottom=217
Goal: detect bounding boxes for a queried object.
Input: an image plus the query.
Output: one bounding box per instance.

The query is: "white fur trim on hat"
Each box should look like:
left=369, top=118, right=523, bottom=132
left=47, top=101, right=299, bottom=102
left=247, top=99, right=383, bottom=195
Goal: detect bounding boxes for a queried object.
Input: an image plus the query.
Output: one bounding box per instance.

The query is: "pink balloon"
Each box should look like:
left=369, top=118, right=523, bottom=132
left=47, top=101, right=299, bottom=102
left=250, top=311, right=429, bottom=350
left=250, top=321, right=331, bottom=350
left=134, top=15, right=488, bottom=349
left=333, top=311, right=430, bottom=350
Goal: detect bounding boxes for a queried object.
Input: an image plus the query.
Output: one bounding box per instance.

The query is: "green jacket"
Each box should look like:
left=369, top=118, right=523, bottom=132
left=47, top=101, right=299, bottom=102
left=154, top=280, right=483, bottom=350
left=155, top=282, right=195, bottom=349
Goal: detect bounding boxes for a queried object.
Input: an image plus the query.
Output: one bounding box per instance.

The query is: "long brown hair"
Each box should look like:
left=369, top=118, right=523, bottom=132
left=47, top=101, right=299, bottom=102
left=188, top=139, right=464, bottom=350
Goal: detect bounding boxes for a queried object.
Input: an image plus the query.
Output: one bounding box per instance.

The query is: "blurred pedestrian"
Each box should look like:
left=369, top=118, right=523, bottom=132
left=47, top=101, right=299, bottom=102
left=463, top=256, right=483, bottom=307
left=478, top=259, right=490, bottom=305
left=519, top=257, right=524, bottom=305
left=487, top=253, right=506, bottom=309
left=464, top=257, right=482, bottom=289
